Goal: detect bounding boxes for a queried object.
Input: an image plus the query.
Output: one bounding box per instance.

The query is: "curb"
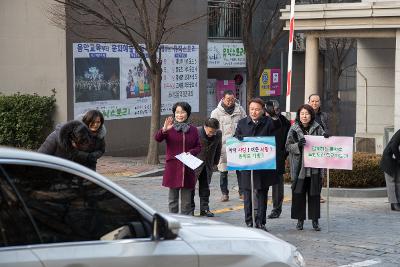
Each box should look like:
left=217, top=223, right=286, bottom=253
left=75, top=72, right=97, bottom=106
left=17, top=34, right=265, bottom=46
left=130, top=168, right=165, bottom=178
left=321, top=187, right=387, bottom=198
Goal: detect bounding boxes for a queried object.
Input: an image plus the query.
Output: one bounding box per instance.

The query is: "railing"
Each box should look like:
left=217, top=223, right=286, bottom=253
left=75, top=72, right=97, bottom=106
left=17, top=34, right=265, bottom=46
left=208, top=1, right=242, bottom=39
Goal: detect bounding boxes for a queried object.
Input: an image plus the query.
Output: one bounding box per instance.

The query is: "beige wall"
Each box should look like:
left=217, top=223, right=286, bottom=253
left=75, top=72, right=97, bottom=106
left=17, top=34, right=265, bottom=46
left=0, top=0, right=67, bottom=123
left=356, top=38, right=395, bottom=135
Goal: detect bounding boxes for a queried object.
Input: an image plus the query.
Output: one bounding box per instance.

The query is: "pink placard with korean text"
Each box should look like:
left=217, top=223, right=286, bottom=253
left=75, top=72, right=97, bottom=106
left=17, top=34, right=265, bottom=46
left=303, top=136, right=353, bottom=170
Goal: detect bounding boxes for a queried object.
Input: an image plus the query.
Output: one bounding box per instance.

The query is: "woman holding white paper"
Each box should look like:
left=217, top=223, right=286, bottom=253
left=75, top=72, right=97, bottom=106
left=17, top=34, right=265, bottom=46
left=155, top=102, right=201, bottom=215
left=286, top=104, right=327, bottom=231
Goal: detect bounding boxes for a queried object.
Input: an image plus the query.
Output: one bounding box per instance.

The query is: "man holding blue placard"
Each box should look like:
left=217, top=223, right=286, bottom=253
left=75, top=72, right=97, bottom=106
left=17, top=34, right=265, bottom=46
left=234, top=98, right=277, bottom=231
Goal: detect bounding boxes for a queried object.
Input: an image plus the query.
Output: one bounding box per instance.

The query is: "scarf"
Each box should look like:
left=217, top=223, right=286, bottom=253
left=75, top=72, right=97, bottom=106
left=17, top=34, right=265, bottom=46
left=173, top=120, right=190, bottom=133
left=222, top=102, right=235, bottom=115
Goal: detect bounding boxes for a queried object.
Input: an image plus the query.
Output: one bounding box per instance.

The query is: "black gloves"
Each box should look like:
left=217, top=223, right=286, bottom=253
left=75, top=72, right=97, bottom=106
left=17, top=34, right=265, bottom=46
left=87, top=152, right=98, bottom=163
left=298, top=137, right=306, bottom=148
left=236, top=135, right=244, bottom=141
left=323, top=133, right=330, bottom=138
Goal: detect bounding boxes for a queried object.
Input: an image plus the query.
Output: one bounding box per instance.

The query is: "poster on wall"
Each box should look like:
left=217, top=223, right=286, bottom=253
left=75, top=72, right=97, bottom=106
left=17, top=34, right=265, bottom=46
left=207, top=79, right=217, bottom=116
left=207, top=42, right=246, bottom=68
left=259, top=68, right=281, bottom=96
left=73, top=43, right=199, bottom=120
left=215, top=80, right=236, bottom=102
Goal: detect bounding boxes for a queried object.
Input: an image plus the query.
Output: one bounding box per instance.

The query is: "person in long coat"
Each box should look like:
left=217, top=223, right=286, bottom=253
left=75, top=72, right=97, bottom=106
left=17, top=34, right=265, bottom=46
left=211, top=90, right=246, bottom=201
left=191, top=118, right=222, bottom=217
left=380, top=129, right=400, bottom=211
left=286, top=104, right=326, bottom=231
left=38, top=120, right=92, bottom=167
left=265, top=100, right=291, bottom=219
left=234, top=98, right=276, bottom=231
left=155, top=102, right=201, bottom=215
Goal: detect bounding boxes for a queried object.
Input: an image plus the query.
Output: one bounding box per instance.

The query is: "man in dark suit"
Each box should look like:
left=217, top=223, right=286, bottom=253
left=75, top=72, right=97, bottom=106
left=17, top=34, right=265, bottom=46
left=191, top=118, right=222, bottom=217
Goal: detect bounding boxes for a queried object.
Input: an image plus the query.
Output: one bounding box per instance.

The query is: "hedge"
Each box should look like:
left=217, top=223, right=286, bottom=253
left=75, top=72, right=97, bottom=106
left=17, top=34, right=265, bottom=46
left=0, top=91, right=56, bottom=149
left=284, top=152, right=385, bottom=188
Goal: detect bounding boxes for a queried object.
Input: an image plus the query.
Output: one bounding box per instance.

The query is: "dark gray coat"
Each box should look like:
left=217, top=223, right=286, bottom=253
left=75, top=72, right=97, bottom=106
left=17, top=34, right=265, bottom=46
left=380, top=128, right=400, bottom=177
left=38, top=120, right=92, bottom=168
left=194, top=127, right=222, bottom=183
left=286, top=121, right=325, bottom=195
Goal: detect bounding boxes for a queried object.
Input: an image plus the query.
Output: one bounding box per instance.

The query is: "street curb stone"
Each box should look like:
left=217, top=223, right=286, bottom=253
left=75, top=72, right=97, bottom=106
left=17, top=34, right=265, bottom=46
left=321, top=187, right=387, bottom=198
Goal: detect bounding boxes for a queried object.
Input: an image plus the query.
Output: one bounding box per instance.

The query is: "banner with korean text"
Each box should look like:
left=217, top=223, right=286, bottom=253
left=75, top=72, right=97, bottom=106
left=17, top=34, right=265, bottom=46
left=303, top=136, right=353, bottom=170
left=226, top=137, right=276, bottom=171
left=73, top=43, right=199, bottom=120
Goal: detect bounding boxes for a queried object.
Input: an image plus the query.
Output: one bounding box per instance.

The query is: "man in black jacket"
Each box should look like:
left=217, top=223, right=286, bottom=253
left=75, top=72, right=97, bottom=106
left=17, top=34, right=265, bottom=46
left=235, top=98, right=276, bottom=231
left=191, top=118, right=222, bottom=217
left=265, top=100, right=291, bottom=219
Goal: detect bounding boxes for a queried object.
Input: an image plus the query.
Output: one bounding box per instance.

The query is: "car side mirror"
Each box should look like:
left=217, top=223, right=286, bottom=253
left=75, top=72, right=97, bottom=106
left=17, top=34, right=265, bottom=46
left=152, top=213, right=181, bottom=240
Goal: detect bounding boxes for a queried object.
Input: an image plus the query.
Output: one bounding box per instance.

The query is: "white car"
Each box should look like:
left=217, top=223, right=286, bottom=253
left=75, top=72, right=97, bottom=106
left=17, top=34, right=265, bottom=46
left=0, top=148, right=305, bottom=267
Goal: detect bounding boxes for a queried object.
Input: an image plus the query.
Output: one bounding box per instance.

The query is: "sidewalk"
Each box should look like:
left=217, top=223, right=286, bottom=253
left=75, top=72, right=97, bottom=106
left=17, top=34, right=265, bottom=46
left=97, top=155, right=165, bottom=177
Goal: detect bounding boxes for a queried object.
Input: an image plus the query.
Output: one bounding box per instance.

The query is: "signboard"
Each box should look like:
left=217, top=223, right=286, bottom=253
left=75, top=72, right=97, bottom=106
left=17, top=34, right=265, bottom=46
left=207, top=42, right=246, bottom=68
left=259, top=68, right=281, bottom=96
left=207, top=79, right=217, bottom=116
left=303, top=136, right=353, bottom=170
left=226, top=137, right=276, bottom=171
left=73, top=43, right=199, bottom=120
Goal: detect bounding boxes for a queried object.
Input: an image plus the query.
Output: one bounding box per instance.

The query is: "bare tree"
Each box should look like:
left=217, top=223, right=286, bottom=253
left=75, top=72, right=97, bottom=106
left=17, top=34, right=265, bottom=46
left=49, top=0, right=205, bottom=164
left=240, top=0, right=286, bottom=104
left=321, top=38, right=355, bottom=135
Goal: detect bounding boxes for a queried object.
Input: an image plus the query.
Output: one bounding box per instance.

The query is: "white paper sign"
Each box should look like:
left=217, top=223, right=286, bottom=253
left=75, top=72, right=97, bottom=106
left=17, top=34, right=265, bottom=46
left=175, top=152, right=203, bottom=170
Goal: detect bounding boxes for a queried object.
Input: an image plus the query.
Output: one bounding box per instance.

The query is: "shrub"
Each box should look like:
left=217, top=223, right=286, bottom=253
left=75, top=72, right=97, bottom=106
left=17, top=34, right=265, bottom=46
left=283, top=152, right=385, bottom=188
left=0, top=90, right=56, bottom=149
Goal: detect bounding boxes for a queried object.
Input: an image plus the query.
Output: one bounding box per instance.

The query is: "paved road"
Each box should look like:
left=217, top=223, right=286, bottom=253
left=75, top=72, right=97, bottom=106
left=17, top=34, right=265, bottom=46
left=108, top=172, right=400, bottom=267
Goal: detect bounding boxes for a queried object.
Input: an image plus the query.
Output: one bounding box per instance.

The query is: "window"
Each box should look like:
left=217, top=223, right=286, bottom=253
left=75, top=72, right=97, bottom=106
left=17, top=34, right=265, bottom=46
left=0, top=164, right=150, bottom=247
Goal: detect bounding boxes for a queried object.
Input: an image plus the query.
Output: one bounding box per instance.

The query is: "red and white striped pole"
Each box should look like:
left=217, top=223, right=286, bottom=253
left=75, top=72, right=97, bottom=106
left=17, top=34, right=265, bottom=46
left=286, top=0, right=295, bottom=114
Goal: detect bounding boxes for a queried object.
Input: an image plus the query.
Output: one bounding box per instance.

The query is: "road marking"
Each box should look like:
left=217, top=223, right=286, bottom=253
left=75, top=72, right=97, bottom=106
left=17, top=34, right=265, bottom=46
left=338, top=259, right=382, bottom=267
left=203, top=197, right=292, bottom=215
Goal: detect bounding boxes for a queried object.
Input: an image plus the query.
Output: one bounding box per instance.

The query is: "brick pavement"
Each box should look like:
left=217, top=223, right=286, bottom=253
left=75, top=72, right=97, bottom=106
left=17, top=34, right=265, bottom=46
left=100, top=156, right=400, bottom=267
left=97, top=155, right=165, bottom=177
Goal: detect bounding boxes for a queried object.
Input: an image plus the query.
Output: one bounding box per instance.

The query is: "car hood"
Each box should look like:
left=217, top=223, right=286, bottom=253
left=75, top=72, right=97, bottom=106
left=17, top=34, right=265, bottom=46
left=168, top=214, right=297, bottom=266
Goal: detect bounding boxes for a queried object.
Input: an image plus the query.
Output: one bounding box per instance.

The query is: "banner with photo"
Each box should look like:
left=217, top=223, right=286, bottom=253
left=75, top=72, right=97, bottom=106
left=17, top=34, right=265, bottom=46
left=73, top=43, right=199, bottom=120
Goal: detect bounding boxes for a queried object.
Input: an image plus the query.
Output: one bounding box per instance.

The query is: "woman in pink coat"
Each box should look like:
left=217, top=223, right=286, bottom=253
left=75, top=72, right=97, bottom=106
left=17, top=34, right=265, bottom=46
left=155, top=102, right=201, bottom=215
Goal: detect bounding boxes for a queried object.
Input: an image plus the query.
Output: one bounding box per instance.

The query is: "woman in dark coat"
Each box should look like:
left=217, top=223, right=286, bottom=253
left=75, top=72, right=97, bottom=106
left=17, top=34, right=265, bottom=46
left=234, top=98, right=276, bottom=231
left=286, top=104, right=326, bottom=231
left=380, top=129, right=400, bottom=211
left=38, top=120, right=92, bottom=167
left=78, top=110, right=106, bottom=171
left=155, top=102, right=201, bottom=215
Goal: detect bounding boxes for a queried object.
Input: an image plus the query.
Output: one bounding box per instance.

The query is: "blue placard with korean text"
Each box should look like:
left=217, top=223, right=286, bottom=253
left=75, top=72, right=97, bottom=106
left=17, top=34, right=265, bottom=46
left=226, top=136, right=276, bottom=171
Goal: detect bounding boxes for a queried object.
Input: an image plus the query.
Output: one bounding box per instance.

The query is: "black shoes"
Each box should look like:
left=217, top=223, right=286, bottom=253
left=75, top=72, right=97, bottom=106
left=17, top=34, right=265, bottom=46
left=268, top=211, right=281, bottom=219
left=256, top=223, right=268, bottom=232
left=200, top=210, right=215, bottom=217
left=391, top=203, right=400, bottom=211
left=312, top=220, right=321, bottom=231
left=296, top=219, right=304, bottom=230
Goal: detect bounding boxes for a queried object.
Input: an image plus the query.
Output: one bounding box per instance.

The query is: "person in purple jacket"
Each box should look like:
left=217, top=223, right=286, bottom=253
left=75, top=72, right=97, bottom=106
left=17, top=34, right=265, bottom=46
left=155, top=102, right=201, bottom=215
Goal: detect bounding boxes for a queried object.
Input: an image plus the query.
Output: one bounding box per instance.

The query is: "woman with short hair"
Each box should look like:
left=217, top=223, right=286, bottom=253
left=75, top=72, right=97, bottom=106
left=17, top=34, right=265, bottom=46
left=155, top=102, right=201, bottom=215
left=286, top=104, right=327, bottom=231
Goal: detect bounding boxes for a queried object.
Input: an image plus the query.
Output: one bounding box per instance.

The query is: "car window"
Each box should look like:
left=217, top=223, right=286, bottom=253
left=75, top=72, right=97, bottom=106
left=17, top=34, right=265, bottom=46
left=0, top=164, right=151, bottom=247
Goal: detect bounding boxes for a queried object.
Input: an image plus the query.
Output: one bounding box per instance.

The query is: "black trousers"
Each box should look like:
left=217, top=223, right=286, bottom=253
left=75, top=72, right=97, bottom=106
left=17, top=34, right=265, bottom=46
left=191, top=168, right=211, bottom=212
left=271, top=174, right=284, bottom=214
left=243, top=188, right=268, bottom=226
left=291, top=177, right=320, bottom=220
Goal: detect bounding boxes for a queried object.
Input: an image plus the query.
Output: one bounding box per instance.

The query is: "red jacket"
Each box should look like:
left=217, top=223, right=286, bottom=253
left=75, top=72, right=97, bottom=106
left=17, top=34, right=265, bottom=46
left=155, top=125, right=201, bottom=189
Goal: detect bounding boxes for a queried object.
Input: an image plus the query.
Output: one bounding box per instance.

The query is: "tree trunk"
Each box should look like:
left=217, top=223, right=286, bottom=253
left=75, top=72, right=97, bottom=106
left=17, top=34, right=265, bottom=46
left=330, top=67, right=340, bottom=135
left=146, top=67, right=162, bottom=165
left=245, top=53, right=254, bottom=107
